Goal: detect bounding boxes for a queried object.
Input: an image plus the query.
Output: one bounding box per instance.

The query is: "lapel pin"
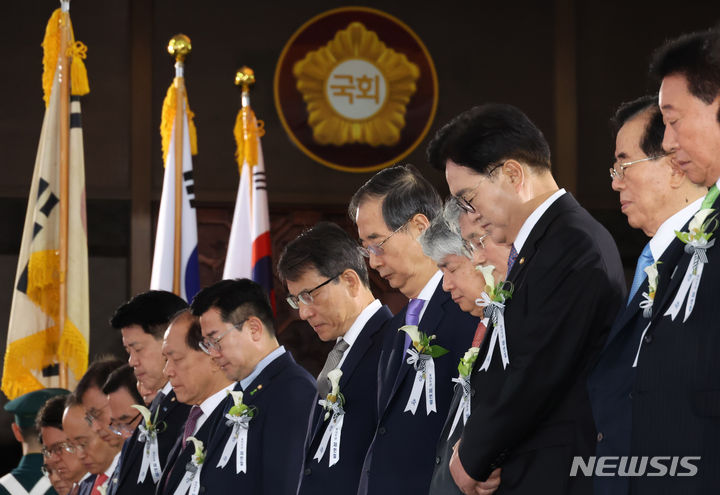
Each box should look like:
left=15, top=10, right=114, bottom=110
left=518, top=257, right=525, bottom=265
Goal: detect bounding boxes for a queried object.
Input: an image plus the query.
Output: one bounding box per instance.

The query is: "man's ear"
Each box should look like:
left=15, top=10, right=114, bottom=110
left=501, top=160, right=525, bottom=190
left=246, top=316, right=265, bottom=342
left=408, top=213, right=431, bottom=236
left=11, top=423, right=23, bottom=443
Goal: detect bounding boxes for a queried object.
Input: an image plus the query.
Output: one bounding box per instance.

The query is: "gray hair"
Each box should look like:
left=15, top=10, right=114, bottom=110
left=419, top=199, right=465, bottom=263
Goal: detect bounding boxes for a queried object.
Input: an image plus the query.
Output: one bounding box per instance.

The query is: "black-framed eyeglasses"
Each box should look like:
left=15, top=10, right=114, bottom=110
left=357, top=220, right=409, bottom=258
left=109, top=412, right=142, bottom=436
left=609, top=153, right=670, bottom=180
left=454, top=162, right=504, bottom=213
left=199, top=319, right=247, bottom=355
left=286, top=274, right=341, bottom=309
left=42, top=441, right=72, bottom=458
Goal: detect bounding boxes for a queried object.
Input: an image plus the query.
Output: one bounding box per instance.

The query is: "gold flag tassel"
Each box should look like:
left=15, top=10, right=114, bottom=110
left=233, top=67, right=264, bottom=172
left=160, top=84, right=198, bottom=164
left=41, top=8, right=89, bottom=107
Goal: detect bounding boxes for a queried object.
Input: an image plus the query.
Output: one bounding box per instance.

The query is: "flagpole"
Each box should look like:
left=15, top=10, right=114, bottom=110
left=58, top=1, right=72, bottom=389
left=235, top=67, right=255, bottom=207
left=168, top=35, right=191, bottom=296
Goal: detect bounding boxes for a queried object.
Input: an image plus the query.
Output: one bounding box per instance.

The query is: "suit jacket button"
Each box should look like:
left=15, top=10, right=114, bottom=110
left=643, top=334, right=652, bottom=344
left=597, top=432, right=604, bottom=442
left=435, top=456, right=441, bottom=465
left=629, top=392, right=633, bottom=399
left=378, top=426, right=387, bottom=435
left=304, top=468, right=312, bottom=476
left=471, top=389, right=476, bottom=397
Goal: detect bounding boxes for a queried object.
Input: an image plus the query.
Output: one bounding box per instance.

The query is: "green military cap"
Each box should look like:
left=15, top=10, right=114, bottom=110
left=4, top=388, right=70, bottom=428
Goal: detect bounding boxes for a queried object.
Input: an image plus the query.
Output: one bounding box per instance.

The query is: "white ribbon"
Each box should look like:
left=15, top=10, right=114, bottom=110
left=476, top=293, right=510, bottom=371
left=313, top=401, right=345, bottom=467
left=403, top=349, right=437, bottom=415
left=216, top=414, right=251, bottom=473
left=639, top=292, right=654, bottom=319
left=632, top=321, right=652, bottom=368
left=447, top=375, right=471, bottom=439
left=664, top=240, right=714, bottom=322
left=173, top=459, right=203, bottom=495
left=136, top=424, right=162, bottom=484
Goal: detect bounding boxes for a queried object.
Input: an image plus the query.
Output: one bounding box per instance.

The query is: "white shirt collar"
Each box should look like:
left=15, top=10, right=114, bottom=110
left=193, top=382, right=236, bottom=435
left=513, top=189, right=566, bottom=253
left=103, top=452, right=121, bottom=480
left=649, top=196, right=704, bottom=260
left=416, top=270, right=443, bottom=324
left=336, top=299, right=382, bottom=368
left=240, top=346, right=286, bottom=391
left=160, top=381, right=173, bottom=396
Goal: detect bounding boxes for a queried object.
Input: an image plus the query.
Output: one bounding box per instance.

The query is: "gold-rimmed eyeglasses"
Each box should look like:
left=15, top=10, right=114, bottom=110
left=609, top=153, right=670, bottom=180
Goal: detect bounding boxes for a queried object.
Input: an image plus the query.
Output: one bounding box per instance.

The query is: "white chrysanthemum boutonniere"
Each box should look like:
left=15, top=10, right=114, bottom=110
left=132, top=404, right=165, bottom=484
left=666, top=208, right=718, bottom=321
left=314, top=368, right=346, bottom=467
left=457, top=347, right=480, bottom=378
left=639, top=261, right=661, bottom=319
left=475, top=264, right=514, bottom=371
left=320, top=368, right=345, bottom=421
left=216, top=390, right=256, bottom=474
left=187, top=437, right=205, bottom=466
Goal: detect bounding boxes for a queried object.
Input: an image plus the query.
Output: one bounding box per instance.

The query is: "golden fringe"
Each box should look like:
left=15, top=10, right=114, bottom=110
left=57, top=319, right=88, bottom=381
left=1, top=326, right=60, bottom=400
left=69, top=41, right=90, bottom=97
left=41, top=9, right=90, bottom=107
left=160, top=83, right=198, bottom=165
left=27, top=250, right=60, bottom=320
left=41, top=9, right=62, bottom=107
left=233, top=107, right=265, bottom=172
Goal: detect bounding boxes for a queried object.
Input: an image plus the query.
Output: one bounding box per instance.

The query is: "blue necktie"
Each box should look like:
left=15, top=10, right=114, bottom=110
left=507, top=244, right=519, bottom=273
left=628, top=242, right=654, bottom=304
left=403, top=298, right=426, bottom=355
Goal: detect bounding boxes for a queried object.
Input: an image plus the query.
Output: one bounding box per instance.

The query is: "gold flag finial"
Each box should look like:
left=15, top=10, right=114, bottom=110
left=168, top=34, right=192, bottom=62
left=235, top=66, right=255, bottom=88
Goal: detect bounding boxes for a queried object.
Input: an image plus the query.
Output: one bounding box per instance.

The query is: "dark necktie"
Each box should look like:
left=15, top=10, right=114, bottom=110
left=182, top=405, right=203, bottom=448
left=507, top=244, right=519, bottom=273
left=402, top=298, right=427, bottom=355
left=317, top=339, right=350, bottom=398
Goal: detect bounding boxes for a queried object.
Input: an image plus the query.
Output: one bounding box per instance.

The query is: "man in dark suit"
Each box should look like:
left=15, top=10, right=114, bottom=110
left=419, top=200, right=509, bottom=495
left=427, top=103, right=626, bottom=494
left=587, top=96, right=705, bottom=495
left=349, top=165, right=478, bottom=494
left=156, top=310, right=234, bottom=495
left=277, top=222, right=393, bottom=495
left=624, top=29, right=720, bottom=493
left=108, top=291, right=191, bottom=495
left=190, top=279, right=316, bottom=495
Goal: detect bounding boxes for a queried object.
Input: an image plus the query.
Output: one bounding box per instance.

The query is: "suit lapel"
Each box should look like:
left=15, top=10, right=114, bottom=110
left=605, top=280, right=647, bottom=348
left=338, top=305, right=391, bottom=388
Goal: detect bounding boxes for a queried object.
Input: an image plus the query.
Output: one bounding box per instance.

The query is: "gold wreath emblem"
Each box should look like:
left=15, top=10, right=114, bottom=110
left=293, top=22, right=420, bottom=147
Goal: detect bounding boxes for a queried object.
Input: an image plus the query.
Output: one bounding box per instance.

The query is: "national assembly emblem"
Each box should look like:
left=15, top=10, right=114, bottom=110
left=275, top=7, right=438, bottom=173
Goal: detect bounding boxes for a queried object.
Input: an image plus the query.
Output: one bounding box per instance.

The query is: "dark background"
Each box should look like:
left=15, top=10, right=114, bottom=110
left=0, top=0, right=717, bottom=474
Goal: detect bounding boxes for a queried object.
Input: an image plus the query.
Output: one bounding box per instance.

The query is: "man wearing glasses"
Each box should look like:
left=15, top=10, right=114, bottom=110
left=0, top=388, right=70, bottom=495
left=624, top=29, right=720, bottom=494
left=62, top=393, right=120, bottom=495
left=277, top=221, right=393, bottom=495
left=587, top=96, right=705, bottom=495
left=349, top=164, right=478, bottom=495
left=37, top=393, right=86, bottom=495
left=427, top=103, right=626, bottom=494
left=156, top=310, right=234, bottom=495
left=189, top=279, right=316, bottom=494
left=108, top=291, right=190, bottom=495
